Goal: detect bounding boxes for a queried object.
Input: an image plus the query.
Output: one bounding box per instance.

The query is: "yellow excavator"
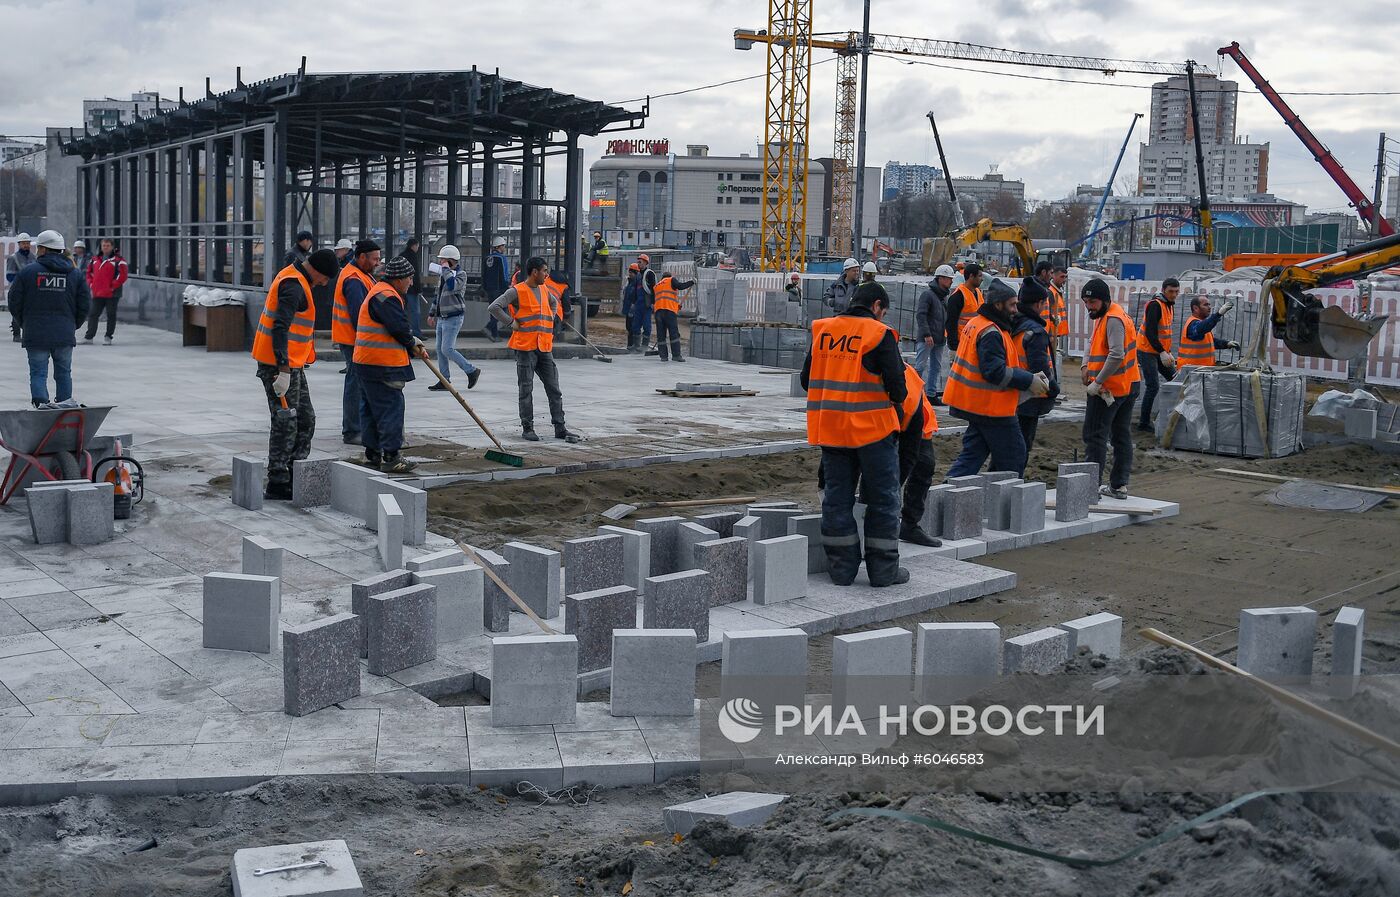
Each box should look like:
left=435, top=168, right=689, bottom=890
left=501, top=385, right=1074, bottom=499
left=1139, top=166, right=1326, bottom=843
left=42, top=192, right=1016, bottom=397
left=951, top=218, right=1071, bottom=278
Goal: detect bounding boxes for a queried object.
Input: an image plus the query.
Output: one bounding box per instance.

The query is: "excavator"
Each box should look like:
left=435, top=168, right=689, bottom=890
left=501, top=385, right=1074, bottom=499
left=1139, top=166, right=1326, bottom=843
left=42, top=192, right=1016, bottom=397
left=952, top=218, right=1071, bottom=278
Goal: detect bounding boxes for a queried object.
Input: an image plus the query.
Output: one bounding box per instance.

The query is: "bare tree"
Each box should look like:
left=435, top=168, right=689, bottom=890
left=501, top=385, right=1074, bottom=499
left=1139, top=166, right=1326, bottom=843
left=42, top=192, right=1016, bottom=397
left=0, top=171, right=46, bottom=232
left=981, top=191, right=1025, bottom=225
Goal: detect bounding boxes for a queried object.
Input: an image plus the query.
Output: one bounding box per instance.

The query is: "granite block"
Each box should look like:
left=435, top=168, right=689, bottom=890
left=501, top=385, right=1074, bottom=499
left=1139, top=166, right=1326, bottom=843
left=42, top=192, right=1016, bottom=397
left=1332, top=606, right=1364, bottom=678
left=1003, top=627, right=1070, bottom=674
left=366, top=583, right=437, bottom=676
left=747, top=506, right=803, bottom=540
left=692, top=511, right=744, bottom=539
left=384, top=480, right=428, bottom=546
left=983, top=478, right=1023, bottom=529
left=914, top=622, right=1000, bottom=704
left=596, top=525, right=652, bottom=597
left=945, top=474, right=986, bottom=490
left=330, top=460, right=373, bottom=515
left=1006, top=481, right=1047, bottom=534
left=1237, top=606, right=1316, bottom=679
left=941, top=487, right=983, bottom=541
left=202, top=573, right=280, bottom=654
left=282, top=612, right=361, bottom=717
left=1058, top=612, right=1123, bottom=658
left=694, top=537, right=749, bottom=607
left=241, top=535, right=284, bottom=579
left=721, top=628, right=807, bottom=711
left=753, top=535, right=808, bottom=606
left=1344, top=407, right=1378, bottom=440
left=833, top=627, right=913, bottom=719
left=610, top=629, right=697, bottom=717
left=563, top=534, right=625, bottom=596
left=643, top=570, right=710, bottom=642
left=291, top=457, right=332, bottom=508
left=565, top=585, right=637, bottom=672
left=412, top=565, right=485, bottom=643
left=25, top=485, right=69, bottom=544
left=67, top=483, right=114, bottom=545
left=920, top=484, right=956, bottom=538
left=503, top=542, right=561, bottom=620
left=376, top=494, right=404, bottom=571
left=1054, top=473, right=1095, bottom=522
left=467, top=545, right=512, bottom=632
left=1058, top=462, right=1100, bottom=482
left=407, top=549, right=467, bottom=573
left=664, top=792, right=787, bottom=836
left=490, top=635, right=578, bottom=726
left=635, top=515, right=686, bottom=576
left=350, top=569, right=413, bottom=657
left=676, top=523, right=721, bottom=571
left=231, top=455, right=264, bottom=511
left=786, top=514, right=826, bottom=574
left=982, top=471, right=1017, bottom=484
left=231, top=839, right=363, bottom=897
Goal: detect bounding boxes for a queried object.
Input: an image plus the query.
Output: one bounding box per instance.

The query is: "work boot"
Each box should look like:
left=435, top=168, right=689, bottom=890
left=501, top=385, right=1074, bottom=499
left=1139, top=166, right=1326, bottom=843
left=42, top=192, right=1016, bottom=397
left=522, top=429, right=540, bottom=442
left=342, top=434, right=362, bottom=446
left=871, top=566, right=911, bottom=588
left=358, top=451, right=382, bottom=468
left=899, top=524, right=941, bottom=547
left=554, top=428, right=582, bottom=444
left=428, top=381, right=449, bottom=392
left=467, top=369, right=481, bottom=389
left=263, top=480, right=293, bottom=501
left=931, top=393, right=945, bottom=407
left=824, top=534, right=862, bottom=587
left=672, top=356, right=686, bottom=363
left=380, top=454, right=418, bottom=475
left=1100, top=484, right=1128, bottom=500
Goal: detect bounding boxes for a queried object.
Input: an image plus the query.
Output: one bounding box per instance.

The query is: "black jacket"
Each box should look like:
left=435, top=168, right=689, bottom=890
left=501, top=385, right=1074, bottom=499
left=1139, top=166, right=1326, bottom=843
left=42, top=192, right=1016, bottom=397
left=357, top=288, right=417, bottom=383
left=398, top=247, right=423, bottom=295
left=916, top=281, right=948, bottom=343
left=801, top=305, right=907, bottom=414
left=1013, top=307, right=1059, bottom=417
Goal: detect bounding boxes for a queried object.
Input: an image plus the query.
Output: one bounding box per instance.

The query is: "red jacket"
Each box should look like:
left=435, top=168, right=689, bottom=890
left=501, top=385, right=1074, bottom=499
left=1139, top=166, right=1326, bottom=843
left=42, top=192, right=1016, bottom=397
left=88, top=253, right=128, bottom=299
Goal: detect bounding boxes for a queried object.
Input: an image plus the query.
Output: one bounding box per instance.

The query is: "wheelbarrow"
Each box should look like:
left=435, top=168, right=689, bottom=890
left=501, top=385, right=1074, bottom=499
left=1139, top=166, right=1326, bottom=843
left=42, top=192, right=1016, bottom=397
left=0, top=405, right=115, bottom=505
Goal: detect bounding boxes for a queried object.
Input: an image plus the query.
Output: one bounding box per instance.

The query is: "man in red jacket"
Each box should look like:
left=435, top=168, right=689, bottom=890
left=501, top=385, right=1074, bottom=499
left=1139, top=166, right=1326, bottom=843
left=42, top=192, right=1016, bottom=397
left=84, top=239, right=128, bottom=345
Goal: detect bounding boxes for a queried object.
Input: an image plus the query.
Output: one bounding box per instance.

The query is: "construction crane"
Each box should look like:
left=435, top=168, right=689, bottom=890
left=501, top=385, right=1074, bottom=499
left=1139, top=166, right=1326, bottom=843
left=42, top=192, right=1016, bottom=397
left=1218, top=41, right=1394, bottom=237
left=1080, top=113, right=1143, bottom=262
left=926, top=111, right=964, bottom=229
left=1185, top=62, right=1214, bottom=257
left=735, top=25, right=1190, bottom=271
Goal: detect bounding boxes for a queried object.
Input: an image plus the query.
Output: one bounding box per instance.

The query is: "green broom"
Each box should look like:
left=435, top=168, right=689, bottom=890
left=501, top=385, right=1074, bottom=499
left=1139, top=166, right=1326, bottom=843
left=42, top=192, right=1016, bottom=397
left=420, top=354, right=524, bottom=467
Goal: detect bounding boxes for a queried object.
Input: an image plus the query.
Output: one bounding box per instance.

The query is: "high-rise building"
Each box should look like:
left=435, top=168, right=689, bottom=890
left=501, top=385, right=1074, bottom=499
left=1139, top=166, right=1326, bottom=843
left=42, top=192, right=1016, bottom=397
left=0, top=137, right=42, bottom=164
left=1137, top=72, right=1269, bottom=199
left=1148, top=73, right=1237, bottom=145
left=82, top=92, right=162, bottom=132
left=1387, top=174, right=1400, bottom=230
left=882, top=161, right=943, bottom=200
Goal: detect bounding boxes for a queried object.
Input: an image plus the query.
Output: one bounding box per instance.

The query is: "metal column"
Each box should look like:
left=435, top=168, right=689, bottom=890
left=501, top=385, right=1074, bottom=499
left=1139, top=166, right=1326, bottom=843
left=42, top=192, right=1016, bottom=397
left=263, top=121, right=279, bottom=286
left=520, top=139, right=536, bottom=263
left=565, top=136, right=584, bottom=340
left=445, top=143, right=461, bottom=243
left=481, top=145, right=496, bottom=271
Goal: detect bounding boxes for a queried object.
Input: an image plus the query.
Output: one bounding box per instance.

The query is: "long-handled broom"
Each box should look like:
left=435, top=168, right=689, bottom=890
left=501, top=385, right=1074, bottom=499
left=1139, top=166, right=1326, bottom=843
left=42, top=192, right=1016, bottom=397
left=561, top=319, right=614, bottom=363
left=420, top=354, right=524, bottom=468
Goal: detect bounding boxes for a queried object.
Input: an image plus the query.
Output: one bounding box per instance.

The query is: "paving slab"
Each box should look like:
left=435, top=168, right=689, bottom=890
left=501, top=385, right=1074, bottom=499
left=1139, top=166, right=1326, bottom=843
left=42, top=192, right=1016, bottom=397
left=663, top=791, right=787, bottom=836
left=231, top=838, right=363, bottom=897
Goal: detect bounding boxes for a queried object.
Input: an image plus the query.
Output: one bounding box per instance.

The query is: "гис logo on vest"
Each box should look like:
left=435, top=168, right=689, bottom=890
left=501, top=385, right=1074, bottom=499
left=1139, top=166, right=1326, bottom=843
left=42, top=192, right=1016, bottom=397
left=817, top=332, right=863, bottom=353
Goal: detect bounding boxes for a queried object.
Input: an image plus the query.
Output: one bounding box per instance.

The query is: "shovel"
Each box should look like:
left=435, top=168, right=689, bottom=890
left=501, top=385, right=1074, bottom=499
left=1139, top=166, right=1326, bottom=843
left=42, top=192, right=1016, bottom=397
left=419, top=353, right=524, bottom=468
left=601, top=494, right=759, bottom=521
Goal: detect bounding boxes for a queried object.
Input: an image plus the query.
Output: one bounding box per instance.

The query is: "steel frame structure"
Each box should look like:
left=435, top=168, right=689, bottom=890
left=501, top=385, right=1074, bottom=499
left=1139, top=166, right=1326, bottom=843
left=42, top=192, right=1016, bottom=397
left=758, top=0, right=814, bottom=273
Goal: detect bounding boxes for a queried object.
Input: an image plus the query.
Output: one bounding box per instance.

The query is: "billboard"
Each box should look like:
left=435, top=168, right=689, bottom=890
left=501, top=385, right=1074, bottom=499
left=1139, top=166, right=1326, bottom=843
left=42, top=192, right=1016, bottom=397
left=1154, top=202, right=1295, bottom=237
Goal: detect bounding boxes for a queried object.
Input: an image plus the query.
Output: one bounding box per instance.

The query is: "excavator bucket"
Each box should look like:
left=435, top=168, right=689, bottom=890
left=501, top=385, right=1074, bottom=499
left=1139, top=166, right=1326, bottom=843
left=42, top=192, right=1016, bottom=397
left=1282, top=295, right=1388, bottom=360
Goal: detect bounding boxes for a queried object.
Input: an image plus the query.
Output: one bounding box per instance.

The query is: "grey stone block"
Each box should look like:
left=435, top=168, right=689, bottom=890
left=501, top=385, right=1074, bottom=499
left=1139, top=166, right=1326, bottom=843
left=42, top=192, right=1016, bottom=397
left=721, top=628, right=807, bottom=711
left=376, top=494, right=404, bottom=572
left=833, top=628, right=913, bottom=718
left=983, top=471, right=1017, bottom=484
left=1344, top=407, right=1378, bottom=439
left=610, top=629, right=698, bottom=717
left=468, top=545, right=512, bottom=632
left=597, top=525, right=652, bottom=596
left=365, top=479, right=428, bottom=546
left=407, top=549, right=467, bottom=573
left=941, top=487, right=983, bottom=541
left=1054, top=472, right=1095, bottom=522
left=503, top=541, right=562, bottom=620
left=350, top=569, right=414, bottom=657
left=1237, top=606, right=1317, bottom=679
left=676, top=523, right=721, bottom=571
left=202, top=573, right=280, bottom=654
left=694, top=537, right=749, bottom=607
left=1003, top=627, right=1070, bottom=674
left=282, top=613, right=361, bottom=717
left=1058, top=462, right=1100, bottom=483
left=789, top=371, right=806, bottom=396
left=753, top=535, right=808, bottom=606
left=635, top=515, right=686, bottom=576
left=1006, top=481, right=1047, bottom=534
left=786, top=514, right=826, bottom=574
left=920, top=484, right=956, bottom=538
left=412, top=565, right=484, bottom=643
left=66, top=483, right=114, bottom=545
left=983, top=478, right=1023, bottom=528
left=692, top=511, right=743, bottom=539
left=232, top=455, right=264, bottom=511
left=564, top=534, right=625, bottom=596
left=945, top=474, right=986, bottom=490
left=291, top=457, right=332, bottom=508
left=231, top=838, right=363, bottom=897
left=1058, top=612, right=1122, bottom=658
left=664, top=791, right=787, bottom=836
left=565, top=585, right=637, bottom=672
left=241, top=535, right=284, bottom=579
left=747, top=506, right=803, bottom=540
left=1332, top=606, right=1364, bottom=678
left=914, top=622, right=1000, bottom=704
left=366, top=583, right=437, bottom=676
left=330, top=460, right=373, bottom=515
left=25, top=484, right=69, bottom=544
left=490, top=635, right=578, bottom=726
left=643, top=570, right=710, bottom=642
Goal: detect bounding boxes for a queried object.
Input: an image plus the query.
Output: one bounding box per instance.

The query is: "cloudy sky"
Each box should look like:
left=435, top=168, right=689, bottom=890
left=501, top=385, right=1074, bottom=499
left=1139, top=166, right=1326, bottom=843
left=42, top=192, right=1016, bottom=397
left=3, top=0, right=1396, bottom=216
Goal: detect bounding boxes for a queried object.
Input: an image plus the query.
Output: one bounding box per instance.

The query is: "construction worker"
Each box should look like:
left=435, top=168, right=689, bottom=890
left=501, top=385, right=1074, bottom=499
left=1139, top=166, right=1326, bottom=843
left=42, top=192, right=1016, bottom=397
left=785, top=272, right=803, bottom=302
left=282, top=229, right=314, bottom=266
left=489, top=256, right=582, bottom=443
left=823, top=258, right=861, bottom=312
left=1177, top=294, right=1239, bottom=373
left=944, top=262, right=985, bottom=352
left=803, top=281, right=909, bottom=587
left=482, top=236, right=511, bottom=342
left=1080, top=278, right=1141, bottom=499
left=1014, top=278, right=1059, bottom=455
left=623, top=262, right=648, bottom=353
left=944, top=279, right=1048, bottom=478
left=897, top=362, right=941, bottom=547
left=8, top=230, right=90, bottom=408
left=353, top=255, right=425, bottom=474
left=6, top=233, right=34, bottom=342
left=83, top=238, right=128, bottom=345
left=916, top=264, right=952, bottom=405
left=1049, top=264, right=1070, bottom=341
left=332, top=240, right=381, bottom=446
left=588, top=230, right=609, bottom=272
left=1136, top=277, right=1178, bottom=431
left=652, top=270, right=696, bottom=362
left=333, top=238, right=354, bottom=267
left=252, top=248, right=338, bottom=499
left=70, top=240, right=90, bottom=281
left=635, top=252, right=661, bottom=351
left=861, top=260, right=878, bottom=283
left=427, top=244, right=480, bottom=393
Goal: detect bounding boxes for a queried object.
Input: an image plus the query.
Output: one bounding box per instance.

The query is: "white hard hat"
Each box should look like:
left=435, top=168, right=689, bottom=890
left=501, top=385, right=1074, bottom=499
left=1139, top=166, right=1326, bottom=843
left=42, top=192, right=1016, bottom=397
left=334, top=238, right=354, bottom=251
left=491, top=235, right=506, bottom=247
left=934, top=264, right=956, bottom=278
left=72, top=240, right=86, bottom=249
left=862, top=261, right=878, bottom=273
left=15, top=232, right=31, bottom=242
left=841, top=257, right=859, bottom=270
left=34, top=230, right=65, bottom=250
left=437, top=244, right=461, bottom=261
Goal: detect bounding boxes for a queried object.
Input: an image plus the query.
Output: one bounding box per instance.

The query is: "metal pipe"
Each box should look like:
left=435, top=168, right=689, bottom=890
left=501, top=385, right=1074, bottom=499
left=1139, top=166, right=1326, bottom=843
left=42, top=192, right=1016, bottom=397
left=1373, top=132, right=1387, bottom=236
left=850, top=0, right=871, bottom=259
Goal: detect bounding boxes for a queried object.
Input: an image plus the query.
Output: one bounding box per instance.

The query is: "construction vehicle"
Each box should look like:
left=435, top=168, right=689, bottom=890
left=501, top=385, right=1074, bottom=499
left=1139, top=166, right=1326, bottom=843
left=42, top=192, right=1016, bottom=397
left=1223, top=253, right=1319, bottom=273
left=954, top=218, right=1071, bottom=277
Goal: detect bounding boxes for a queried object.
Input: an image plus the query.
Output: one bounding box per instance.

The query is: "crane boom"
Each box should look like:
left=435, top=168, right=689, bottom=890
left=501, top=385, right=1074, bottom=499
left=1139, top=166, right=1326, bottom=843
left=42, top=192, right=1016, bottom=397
left=1218, top=41, right=1395, bottom=237
left=860, top=34, right=1190, bottom=75
left=1081, top=113, right=1143, bottom=261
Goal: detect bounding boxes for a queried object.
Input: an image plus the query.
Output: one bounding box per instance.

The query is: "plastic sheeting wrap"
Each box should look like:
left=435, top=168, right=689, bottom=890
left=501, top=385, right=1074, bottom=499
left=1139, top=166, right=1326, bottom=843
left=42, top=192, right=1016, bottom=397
left=1155, top=369, right=1306, bottom=458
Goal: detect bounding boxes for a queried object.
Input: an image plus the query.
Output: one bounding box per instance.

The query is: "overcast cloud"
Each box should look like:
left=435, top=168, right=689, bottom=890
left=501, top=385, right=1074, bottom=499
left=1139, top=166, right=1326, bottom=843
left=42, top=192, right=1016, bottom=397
left=1, top=0, right=1395, bottom=215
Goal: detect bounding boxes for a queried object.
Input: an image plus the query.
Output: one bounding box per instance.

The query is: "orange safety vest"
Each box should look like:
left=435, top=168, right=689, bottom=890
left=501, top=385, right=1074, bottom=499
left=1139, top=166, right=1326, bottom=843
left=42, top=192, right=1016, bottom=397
left=653, top=276, right=680, bottom=314
left=251, top=264, right=317, bottom=368
left=332, top=264, right=374, bottom=345
left=506, top=282, right=558, bottom=353
left=806, top=316, right=901, bottom=449
left=954, top=283, right=984, bottom=332
left=943, top=316, right=1026, bottom=418
left=1049, top=283, right=1069, bottom=336
left=1177, top=316, right=1216, bottom=370
left=1135, top=296, right=1173, bottom=356
left=901, top=364, right=938, bottom=439
left=352, top=283, right=411, bottom=368
left=1086, top=303, right=1141, bottom=398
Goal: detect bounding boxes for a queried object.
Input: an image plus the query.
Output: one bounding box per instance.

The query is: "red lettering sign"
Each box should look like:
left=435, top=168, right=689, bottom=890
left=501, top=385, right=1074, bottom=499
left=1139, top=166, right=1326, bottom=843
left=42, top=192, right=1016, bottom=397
left=605, top=139, right=671, bottom=156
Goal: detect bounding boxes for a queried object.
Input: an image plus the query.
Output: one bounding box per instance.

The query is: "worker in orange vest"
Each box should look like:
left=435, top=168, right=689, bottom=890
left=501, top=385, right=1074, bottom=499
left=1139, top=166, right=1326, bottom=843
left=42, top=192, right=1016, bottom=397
left=1177, top=294, right=1239, bottom=373
left=353, top=255, right=427, bottom=474
left=251, top=248, right=339, bottom=500
left=331, top=239, right=381, bottom=446
left=897, top=362, right=941, bottom=547
left=802, top=281, right=909, bottom=587
left=1081, top=278, right=1142, bottom=499
left=944, top=279, right=1048, bottom=478
left=1048, top=264, right=1070, bottom=392
left=1136, top=277, right=1178, bottom=431
left=651, top=270, right=696, bottom=362
left=489, top=256, right=582, bottom=443
left=943, top=262, right=985, bottom=353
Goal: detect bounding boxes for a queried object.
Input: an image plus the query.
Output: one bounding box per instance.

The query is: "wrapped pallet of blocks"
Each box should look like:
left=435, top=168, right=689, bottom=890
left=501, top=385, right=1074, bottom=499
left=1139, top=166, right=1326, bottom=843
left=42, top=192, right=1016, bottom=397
left=1156, top=368, right=1306, bottom=458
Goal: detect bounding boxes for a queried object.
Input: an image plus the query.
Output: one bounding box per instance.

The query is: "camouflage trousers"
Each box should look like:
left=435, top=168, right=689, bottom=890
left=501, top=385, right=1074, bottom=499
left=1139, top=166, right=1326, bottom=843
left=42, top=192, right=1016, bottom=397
left=256, top=364, right=315, bottom=485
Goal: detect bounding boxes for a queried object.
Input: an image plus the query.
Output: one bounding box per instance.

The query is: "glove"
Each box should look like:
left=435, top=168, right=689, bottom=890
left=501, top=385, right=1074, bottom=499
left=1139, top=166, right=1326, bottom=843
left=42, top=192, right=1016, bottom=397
left=412, top=337, right=428, bottom=358
left=272, top=371, right=291, bottom=397
left=1227, top=340, right=1241, bottom=350
left=1160, top=351, right=1175, bottom=369
left=1028, top=372, right=1050, bottom=397
left=1085, top=381, right=1102, bottom=398
left=1217, top=301, right=1234, bottom=316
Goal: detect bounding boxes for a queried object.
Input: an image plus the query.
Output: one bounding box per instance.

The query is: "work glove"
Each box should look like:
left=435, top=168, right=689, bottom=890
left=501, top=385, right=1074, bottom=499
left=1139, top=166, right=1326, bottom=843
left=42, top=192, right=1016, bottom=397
left=272, top=371, right=291, bottom=397
left=412, top=337, right=428, bottom=358
left=1227, top=340, right=1241, bottom=350
left=1028, top=372, right=1050, bottom=397
left=1085, top=380, right=1115, bottom=406
left=1218, top=301, right=1234, bottom=316
left=1160, top=351, right=1175, bottom=370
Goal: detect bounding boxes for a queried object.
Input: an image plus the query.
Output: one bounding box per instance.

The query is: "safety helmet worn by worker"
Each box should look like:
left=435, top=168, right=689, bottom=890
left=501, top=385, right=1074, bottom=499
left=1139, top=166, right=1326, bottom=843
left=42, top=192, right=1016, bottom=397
left=73, top=240, right=86, bottom=250
left=790, top=273, right=801, bottom=282
left=934, top=264, right=956, bottom=278
left=335, top=238, right=354, bottom=251
left=34, top=230, right=65, bottom=251
left=637, top=253, right=651, bottom=264
left=841, top=257, right=859, bottom=271
left=491, top=236, right=506, bottom=248
left=436, top=245, right=461, bottom=261
left=862, top=261, right=877, bottom=274
left=15, top=232, right=31, bottom=242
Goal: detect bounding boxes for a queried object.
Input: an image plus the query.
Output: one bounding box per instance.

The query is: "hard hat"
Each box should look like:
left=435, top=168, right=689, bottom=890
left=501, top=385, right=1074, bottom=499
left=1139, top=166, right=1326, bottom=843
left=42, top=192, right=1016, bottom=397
left=334, top=238, right=354, bottom=251
left=790, top=272, right=801, bottom=281
left=15, top=232, right=31, bottom=242
left=628, top=263, right=640, bottom=272
left=934, top=264, right=955, bottom=278
left=72, top=240, right=86, bottom=249
left=637, top=253, right=650, bottom=263
left=862, top=261, right=878, bottom=274
left=491, top=235, right=506, bottom=247
left=34, top=230, right=65, bottom=251
left=841, top=257, right=859, bottom=270
left=436, top=244, right=461, bottom=261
